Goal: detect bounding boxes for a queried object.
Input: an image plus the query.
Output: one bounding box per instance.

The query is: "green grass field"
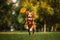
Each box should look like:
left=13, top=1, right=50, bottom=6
left=0, top=32, right=60, bottom=40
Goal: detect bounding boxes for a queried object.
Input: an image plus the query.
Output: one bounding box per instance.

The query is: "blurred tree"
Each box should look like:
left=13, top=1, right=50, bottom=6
left=0, top=0, right=60, bottom=32
left=48, top=0, right=60, bottom=32
left=0, top=0, right=20, bottom=31
left=0, top=0, right=12, bottom=31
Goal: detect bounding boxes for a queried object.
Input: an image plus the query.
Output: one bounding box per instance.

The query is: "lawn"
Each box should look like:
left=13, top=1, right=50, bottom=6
left=0, top=32, right=60, bottom=40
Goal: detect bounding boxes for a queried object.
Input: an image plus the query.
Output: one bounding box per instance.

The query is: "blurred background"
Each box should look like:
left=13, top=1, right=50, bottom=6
left=0, top=0, right=60, bottom=32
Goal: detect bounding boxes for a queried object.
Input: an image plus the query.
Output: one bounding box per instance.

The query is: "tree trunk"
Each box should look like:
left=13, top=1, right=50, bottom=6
left=43, top=23, right=46, bottom=32
left=54, top=26, right=57, bottom=32
left=55, top=24, right=57, bottom=32
left=55, top=27, right=57, bottom=31
left=51, top=26, right=53, bottom=32
left=41, top=27, right=43, bottom=32
left=10, top=26, right=14, bottom=32
left=51, top=24, right=57, bottom=32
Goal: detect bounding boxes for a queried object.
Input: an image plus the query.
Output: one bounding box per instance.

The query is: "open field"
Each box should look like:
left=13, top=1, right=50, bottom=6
left=0, top=32, right=60, bottom=40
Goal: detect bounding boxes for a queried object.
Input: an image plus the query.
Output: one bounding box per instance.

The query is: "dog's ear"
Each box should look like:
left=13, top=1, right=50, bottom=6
left=31, top=11, right=34, bottom=14
left=31, top=11, right=34, bottom=15
left=26, top=11, right=29, bottom=14
left=31, top=11, right=35, bottom=17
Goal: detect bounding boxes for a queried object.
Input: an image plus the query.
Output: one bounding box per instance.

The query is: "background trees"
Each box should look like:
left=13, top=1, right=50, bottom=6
left=0, top=0, right=60, bottom=32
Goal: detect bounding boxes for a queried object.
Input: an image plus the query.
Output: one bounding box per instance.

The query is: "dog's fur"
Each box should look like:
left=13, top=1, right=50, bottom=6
left=25, top=11, right=36, bottom=35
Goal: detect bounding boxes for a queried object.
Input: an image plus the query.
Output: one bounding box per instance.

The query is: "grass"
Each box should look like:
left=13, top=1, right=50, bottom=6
left=0, top=32, right=60, bottom=40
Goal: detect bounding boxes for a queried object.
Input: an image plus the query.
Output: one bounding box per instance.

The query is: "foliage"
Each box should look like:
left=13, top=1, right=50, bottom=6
left=0, top=0, right=60, bottom=31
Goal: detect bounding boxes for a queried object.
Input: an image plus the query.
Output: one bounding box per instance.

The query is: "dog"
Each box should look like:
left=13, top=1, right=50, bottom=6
left=25, top=11, right=36, bottom=35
